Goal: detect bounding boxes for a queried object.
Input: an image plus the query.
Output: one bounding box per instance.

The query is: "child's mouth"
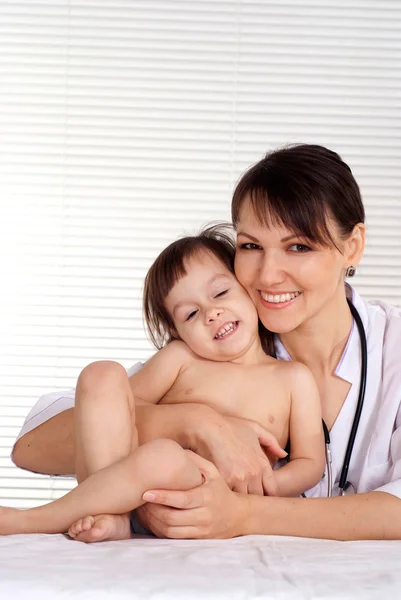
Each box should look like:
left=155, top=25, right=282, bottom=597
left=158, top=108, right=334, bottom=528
left=214, top=321, right=239, bottom=340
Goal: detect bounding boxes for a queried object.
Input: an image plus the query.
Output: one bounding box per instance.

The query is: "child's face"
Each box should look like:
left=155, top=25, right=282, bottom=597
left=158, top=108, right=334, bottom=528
left=164, top=250, right=260, bottom=362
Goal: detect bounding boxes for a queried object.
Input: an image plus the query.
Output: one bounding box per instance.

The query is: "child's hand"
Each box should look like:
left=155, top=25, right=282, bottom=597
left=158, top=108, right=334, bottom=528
left=262, top=466, right=280, bottom=497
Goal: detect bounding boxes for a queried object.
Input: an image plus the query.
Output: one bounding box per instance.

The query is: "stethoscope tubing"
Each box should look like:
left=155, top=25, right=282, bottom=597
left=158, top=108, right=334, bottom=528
left=281, top=297, right=368, bottom=498
left=324, top=299, right=368, bottom=496
left=322, top=421, right=332, bottom=498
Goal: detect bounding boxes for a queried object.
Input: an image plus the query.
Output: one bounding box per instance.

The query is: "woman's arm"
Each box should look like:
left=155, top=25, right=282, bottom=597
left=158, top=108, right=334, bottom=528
left=245, top=491, right=401, bottom=540
left=12, top=402, right=285, bottom=496
left=11, top=402, right=215, bottom=475
left=11, top=408, right=76, bottom=475
left=138, top=456, right=401, bottom=541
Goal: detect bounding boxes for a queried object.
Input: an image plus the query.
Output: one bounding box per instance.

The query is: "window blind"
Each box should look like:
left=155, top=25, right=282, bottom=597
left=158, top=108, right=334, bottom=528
left=0, top=0, right=400, bottom=508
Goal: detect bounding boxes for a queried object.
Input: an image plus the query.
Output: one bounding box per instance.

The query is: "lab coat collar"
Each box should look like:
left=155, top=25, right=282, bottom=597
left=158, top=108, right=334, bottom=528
left=273, top=284, right=369, bottom=385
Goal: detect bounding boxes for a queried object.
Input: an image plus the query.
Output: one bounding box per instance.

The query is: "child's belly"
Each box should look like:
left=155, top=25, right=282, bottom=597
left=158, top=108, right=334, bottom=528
left=160, top=383, right=289, bottom=450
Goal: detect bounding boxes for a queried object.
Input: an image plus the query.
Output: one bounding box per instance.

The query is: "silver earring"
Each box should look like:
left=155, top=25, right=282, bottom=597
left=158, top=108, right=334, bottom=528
left=345, top=266, right=356, bottom=278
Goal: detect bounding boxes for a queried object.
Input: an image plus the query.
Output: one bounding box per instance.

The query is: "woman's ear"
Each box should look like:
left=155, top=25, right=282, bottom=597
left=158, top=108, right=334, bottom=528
left=345, top=223, right=365, bottom=268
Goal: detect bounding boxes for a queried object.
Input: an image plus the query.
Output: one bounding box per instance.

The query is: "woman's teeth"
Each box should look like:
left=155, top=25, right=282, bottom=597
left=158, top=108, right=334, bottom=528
left=214, top=321, right=238, bottom=339
left=260, top=291, right=301, bottom=304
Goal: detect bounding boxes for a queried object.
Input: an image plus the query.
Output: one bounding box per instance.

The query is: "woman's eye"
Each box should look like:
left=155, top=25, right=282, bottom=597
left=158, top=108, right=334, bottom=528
left=215, top=290, right=228, bottom=298
left=288, top=243, right=311, bottom=253
left=186, top=310, right=198, bottom=322
left=239, top=243, right=261, bottom=250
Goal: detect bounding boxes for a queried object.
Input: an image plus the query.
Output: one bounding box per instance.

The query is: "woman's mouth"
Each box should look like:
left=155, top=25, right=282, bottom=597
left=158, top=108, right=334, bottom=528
left=259, top=291, right=302, bottom=309
left=214, top=321, right=239, bottom=340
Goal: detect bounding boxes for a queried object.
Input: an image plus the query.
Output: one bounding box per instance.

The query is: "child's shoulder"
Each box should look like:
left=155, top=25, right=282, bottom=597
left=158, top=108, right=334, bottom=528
left=272, top=359, right=314, bottom=384
left=159, top=339, right=198, bottom=364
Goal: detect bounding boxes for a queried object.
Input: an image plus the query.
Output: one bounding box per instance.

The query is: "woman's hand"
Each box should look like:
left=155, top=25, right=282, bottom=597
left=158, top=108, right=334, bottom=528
left=188, top=412, right=285, bottom=496
left=136, top=452, right=249, bottom=539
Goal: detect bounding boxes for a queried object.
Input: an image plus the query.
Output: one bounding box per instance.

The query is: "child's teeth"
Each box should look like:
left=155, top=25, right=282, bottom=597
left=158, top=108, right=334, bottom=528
left=215, top=322, right=237, bottom=339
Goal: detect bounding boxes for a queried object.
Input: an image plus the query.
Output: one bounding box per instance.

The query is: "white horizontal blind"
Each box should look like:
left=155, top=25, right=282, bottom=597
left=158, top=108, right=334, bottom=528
left=0, top=0, right=400, bottom=508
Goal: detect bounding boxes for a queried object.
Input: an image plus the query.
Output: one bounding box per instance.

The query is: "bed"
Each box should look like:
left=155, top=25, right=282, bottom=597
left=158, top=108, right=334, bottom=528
left=1, top=533, right=400, bottom=599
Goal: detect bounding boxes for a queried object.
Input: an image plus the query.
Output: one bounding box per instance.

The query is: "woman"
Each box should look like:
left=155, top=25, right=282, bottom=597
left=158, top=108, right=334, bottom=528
left=13, top=144, right=401, bottom=540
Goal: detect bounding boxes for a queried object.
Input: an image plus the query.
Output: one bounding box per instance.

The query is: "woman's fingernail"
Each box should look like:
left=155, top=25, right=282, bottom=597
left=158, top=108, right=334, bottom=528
left=143, top=492, right=156, bottom=502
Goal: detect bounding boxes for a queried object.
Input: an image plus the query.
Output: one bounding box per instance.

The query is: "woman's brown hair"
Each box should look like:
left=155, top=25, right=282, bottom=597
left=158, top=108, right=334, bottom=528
left=232, top=144, right=365, bottom=250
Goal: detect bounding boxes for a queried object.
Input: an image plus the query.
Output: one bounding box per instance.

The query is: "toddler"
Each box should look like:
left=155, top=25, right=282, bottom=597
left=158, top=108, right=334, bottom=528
left=0, top=225, right=324, bottom=540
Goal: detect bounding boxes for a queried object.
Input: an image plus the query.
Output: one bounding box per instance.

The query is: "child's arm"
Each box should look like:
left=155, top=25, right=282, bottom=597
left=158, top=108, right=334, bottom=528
left=128, top=340, right=192, bottom=405
left=270, top=362, right=325, bottom=497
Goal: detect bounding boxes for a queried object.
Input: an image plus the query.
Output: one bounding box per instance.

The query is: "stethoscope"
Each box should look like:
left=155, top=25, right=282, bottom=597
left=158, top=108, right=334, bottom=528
left=324, top=298, right=368, bottom=497
left=278, top=298, right=368, bottom=498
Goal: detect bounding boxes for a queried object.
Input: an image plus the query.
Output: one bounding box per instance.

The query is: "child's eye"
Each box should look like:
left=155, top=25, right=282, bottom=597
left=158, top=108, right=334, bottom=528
left=186, top=310, right=198, bottom=321
left=239, top=243, right=262, bottom=250
left=288, top=243, right=312, bottom=253
left=215, top=290, right=228, bottom=298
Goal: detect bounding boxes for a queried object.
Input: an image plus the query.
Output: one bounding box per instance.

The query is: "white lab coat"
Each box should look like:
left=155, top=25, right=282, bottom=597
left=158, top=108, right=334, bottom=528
left=275, top=285, right=401, bottom=498
left=15, top=286, right=401, bottom=499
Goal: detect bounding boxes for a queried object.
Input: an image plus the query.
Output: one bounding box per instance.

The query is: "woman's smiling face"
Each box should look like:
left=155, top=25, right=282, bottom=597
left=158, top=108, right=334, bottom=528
left=230, top=145, right=366, bottom=336
left=234, top=201, right=353, bottom=335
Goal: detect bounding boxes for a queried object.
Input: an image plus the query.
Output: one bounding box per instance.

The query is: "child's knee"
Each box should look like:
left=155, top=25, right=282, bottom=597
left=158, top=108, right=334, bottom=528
left=77, top=360, right=127, bottom=395
left=134, top=439, right=202, bottom=490
left=138, top=439, right=185, bottom=468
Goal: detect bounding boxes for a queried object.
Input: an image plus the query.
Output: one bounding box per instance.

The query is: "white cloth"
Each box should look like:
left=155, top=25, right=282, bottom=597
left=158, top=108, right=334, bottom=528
left=15, top=286, right=401, bottom=499
left=1, top=533, right=401, bottom=599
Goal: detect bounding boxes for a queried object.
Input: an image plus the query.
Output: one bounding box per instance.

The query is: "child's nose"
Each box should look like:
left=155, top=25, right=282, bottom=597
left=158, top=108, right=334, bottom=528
left=206, top=308, right=223, bottom=323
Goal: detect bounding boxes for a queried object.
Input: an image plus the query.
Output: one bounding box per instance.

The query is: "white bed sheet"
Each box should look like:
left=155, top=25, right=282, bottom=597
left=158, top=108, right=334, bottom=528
left=1, top=533, right=400, bottom=599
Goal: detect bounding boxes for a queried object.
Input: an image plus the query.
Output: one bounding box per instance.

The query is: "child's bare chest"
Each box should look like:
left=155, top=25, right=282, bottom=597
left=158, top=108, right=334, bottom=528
left=160, top=361, right=290, bottom=444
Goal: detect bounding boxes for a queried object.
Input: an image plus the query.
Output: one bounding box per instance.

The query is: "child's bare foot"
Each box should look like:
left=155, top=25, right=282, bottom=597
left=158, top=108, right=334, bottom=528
left=68, top=512, right=131, bottom=543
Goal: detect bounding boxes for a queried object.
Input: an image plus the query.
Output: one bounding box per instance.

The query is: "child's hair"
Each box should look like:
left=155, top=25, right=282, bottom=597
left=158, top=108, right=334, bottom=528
left=143, top=223, right=236, bottom=349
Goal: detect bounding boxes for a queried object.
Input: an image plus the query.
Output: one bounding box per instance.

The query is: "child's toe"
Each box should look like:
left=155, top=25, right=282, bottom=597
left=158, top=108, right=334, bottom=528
left=68, top=522, right=80, bottom=537
left=81, top=516, right=95, bottom=531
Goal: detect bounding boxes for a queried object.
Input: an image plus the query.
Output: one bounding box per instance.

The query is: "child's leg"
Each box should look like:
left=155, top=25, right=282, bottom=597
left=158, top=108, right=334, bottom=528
left=74, top=360, right=138, bottom=483
left=0, top=439, right=202, bottom=535
left=71, top=360, right=140, bottom=541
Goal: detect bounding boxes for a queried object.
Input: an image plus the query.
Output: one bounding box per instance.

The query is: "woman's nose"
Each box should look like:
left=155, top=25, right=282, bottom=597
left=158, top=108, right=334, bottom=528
left=259, top=251, right=286, bottom=287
